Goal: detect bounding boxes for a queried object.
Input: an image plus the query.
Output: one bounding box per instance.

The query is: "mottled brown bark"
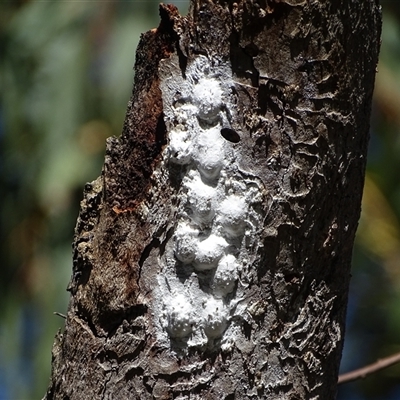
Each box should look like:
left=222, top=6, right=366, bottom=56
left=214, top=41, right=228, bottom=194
left=44, top=1, right=381, bottom=399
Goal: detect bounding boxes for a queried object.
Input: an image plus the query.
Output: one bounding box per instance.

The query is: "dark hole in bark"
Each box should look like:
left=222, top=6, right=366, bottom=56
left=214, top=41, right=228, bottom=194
left=284, top=273, right=300, bottom=284
left=220, top=128, right=240, bottom=143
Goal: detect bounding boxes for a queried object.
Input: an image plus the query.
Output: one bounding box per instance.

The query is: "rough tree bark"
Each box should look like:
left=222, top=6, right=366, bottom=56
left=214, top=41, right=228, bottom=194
left=44, top=1, right=381, bottom=399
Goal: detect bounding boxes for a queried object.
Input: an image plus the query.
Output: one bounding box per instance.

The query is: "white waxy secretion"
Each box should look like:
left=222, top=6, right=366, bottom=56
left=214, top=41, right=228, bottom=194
left=212, top=254, right=239, bottom=297
left=153, top=55, right=265, bottom=352
left=168, top=126, right=192, bottom=165
left=193, top=126, right=226, bottom=180
left=174, top=223, right=199, bottom=264
left=193, top=234, right=228, bottom=271
left=202, top=298, right=228, bottom=338
left=166, top=293, right=193, bottom=338
left=192, top=77, right=223, bottom=121
left=184, top=171, right=216, bottom=225
left=217, top=195, right=248, bottom=237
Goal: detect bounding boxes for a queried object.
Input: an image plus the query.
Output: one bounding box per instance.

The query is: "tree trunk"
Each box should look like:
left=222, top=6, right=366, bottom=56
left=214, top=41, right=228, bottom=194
left=44, top=1, right=381, bottom=399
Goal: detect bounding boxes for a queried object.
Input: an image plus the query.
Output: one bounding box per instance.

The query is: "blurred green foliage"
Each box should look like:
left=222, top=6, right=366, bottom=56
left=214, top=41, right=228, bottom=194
left=0, top=1, right=399, bottom=399
left=337, top=2, right=400, bottom=399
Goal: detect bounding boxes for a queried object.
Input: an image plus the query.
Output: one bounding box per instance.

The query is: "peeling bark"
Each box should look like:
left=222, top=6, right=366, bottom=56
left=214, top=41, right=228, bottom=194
left=44, top=1, right=381, bottom=399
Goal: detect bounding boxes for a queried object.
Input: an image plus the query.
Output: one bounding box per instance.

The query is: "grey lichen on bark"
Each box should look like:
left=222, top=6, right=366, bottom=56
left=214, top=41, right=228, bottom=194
left=44, top=1, right=381, bottom=399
